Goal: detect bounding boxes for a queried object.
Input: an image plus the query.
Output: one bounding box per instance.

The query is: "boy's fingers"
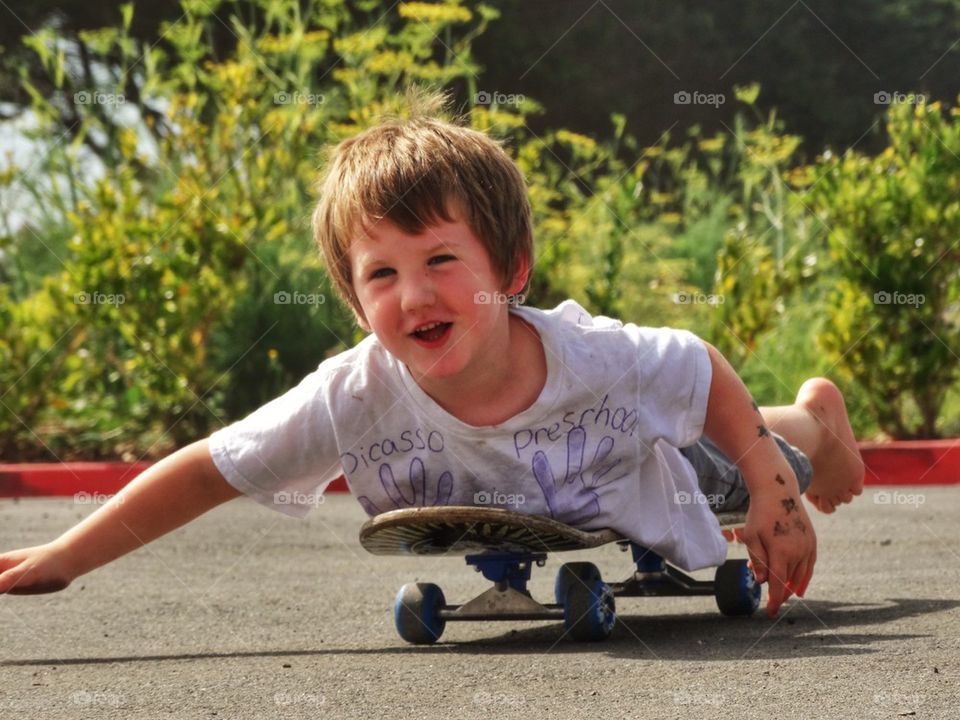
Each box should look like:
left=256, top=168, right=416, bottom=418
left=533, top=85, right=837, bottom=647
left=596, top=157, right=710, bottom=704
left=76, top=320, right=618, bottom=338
left=744, top=536, right=768, bottom=584
left=798, top=550, right=816, bottom=597
left=765, top=559, right=791, bottom=617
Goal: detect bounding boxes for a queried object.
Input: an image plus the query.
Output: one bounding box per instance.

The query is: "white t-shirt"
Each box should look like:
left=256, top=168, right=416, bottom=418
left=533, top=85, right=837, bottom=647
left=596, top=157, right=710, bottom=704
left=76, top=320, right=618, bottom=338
left=209, top=300, right=726, bottom=570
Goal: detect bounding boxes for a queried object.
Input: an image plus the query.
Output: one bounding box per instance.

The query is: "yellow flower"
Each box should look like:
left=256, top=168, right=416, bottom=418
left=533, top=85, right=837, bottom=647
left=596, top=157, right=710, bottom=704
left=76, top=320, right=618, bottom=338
left=555, top=129, right=596, bottom=151
left=399, top=3, right=472, bottom=24
left=698, top=137, right=725, bottom=153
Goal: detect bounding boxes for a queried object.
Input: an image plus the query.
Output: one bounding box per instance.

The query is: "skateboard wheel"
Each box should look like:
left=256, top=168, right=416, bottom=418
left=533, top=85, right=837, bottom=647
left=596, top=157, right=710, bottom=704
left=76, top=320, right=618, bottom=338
left=394, top=582, right=446, bottom=644
left=714, top=559, right=761, bottom=616
left=564, top=579, right=616, bottom=641
left=554, top=562, right=602, bottom=606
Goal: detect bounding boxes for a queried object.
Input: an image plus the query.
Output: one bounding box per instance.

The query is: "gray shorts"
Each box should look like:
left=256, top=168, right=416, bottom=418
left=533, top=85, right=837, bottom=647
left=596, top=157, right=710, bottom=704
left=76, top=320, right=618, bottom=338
left=679, top=433, right=813, bottom=513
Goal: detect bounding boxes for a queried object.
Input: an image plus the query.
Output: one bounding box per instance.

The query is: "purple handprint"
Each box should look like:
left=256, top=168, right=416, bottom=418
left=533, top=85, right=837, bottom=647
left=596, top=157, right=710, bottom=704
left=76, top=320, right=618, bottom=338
left=357, top=456, right=453, bottom=516
left=532, top=427, right=624, bottom=525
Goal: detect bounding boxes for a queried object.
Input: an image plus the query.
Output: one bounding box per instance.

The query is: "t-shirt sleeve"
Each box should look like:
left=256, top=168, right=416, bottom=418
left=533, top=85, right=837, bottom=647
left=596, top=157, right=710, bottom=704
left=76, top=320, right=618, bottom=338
left=208, top=367, right=342, bottom=517
left=627, top=325, right=713, bottom=448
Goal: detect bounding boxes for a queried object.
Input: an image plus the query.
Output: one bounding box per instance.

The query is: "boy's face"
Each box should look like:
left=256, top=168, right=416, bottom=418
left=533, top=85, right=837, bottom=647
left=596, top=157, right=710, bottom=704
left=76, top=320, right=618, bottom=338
left=349, top=211, right=527, bottom=384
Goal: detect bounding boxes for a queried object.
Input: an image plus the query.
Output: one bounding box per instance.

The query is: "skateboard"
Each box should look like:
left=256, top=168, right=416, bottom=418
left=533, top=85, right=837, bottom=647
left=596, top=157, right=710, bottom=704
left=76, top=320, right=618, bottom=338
left=359, top=506, right=759, bottom=644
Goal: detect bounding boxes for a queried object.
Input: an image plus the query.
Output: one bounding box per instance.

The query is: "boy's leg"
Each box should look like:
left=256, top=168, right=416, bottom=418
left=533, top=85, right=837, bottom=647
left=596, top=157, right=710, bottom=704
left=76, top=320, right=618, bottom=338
left=681, top=377, right=864, bottom=518
left=758, top=378, right=865, bottom=514
left=680, top=434, right=813, bottom=514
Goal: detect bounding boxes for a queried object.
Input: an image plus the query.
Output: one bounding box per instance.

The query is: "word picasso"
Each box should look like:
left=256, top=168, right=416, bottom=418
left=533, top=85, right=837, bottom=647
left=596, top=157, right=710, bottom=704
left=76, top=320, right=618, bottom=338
left=340, top=428, right=445, bottom=475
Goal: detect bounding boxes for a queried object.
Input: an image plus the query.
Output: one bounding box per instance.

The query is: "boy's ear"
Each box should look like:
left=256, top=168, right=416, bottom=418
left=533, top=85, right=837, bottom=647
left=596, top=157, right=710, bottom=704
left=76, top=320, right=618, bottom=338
left=355, top=311, right=371, bottom=333
left=505, top=253, right=531, bottom=295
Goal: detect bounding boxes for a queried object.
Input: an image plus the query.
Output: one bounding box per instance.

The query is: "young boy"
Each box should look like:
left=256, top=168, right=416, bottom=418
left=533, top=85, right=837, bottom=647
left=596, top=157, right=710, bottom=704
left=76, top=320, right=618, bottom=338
left=0, top=98, right=864, bottom=620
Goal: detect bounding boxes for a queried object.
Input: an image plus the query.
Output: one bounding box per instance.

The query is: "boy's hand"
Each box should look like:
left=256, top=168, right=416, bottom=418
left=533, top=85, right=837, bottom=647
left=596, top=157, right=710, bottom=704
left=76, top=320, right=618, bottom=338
left=738, top=490, right=817, bottom=618
left=0, top=542, right=75, bottom=595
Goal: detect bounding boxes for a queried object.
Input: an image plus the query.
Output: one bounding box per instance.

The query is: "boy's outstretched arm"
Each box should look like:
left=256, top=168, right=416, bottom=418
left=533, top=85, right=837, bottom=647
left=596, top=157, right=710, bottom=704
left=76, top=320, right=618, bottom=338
left=0, top=439, right=242, bottom=595
left=701, top=341, right=816, bottom=618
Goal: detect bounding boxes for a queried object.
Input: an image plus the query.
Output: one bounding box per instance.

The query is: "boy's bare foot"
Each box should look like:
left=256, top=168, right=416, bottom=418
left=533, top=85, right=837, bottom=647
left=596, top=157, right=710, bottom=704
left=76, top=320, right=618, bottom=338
left=796, top=378, right=865, bottom=514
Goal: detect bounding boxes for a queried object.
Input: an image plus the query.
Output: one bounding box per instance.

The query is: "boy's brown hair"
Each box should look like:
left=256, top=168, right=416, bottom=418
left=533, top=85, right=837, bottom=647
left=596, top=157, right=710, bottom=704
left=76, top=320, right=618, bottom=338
left=311, top=90, right=533, bottom=322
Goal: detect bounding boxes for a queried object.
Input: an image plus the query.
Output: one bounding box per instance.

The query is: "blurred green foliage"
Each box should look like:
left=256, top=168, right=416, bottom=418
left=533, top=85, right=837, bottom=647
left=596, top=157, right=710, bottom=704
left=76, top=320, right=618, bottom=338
left=811, top=100, right=960, bottom=438
left=0, top=0, right=955, bottom=460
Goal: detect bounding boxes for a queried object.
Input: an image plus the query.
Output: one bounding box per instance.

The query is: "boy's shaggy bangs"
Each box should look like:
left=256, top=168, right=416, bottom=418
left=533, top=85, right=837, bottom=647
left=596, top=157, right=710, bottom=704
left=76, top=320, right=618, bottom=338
left=312, top=107, right=532, bottom=321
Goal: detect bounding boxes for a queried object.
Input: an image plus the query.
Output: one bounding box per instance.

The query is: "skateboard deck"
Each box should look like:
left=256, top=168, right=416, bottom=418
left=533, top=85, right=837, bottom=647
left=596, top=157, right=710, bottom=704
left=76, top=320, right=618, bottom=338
left=360, top=505, right=746, bottom=556
left=360, top=506, right=623, bottom=555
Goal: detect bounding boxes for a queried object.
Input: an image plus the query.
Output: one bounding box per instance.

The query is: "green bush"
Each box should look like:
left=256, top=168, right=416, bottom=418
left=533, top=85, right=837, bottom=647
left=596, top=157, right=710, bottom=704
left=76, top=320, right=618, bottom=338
left=811, top=98, right=960, bottom=438
left=0, top=0, right=501, bottom=459
left=4, top=1, right=955, bottom=458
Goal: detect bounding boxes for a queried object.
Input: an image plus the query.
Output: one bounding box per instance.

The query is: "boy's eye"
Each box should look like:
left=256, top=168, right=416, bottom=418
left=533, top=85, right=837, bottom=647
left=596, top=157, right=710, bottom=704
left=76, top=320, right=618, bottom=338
left=369, top=267, right=394, bottom=280
left=429, top=254, right=456, bottom=265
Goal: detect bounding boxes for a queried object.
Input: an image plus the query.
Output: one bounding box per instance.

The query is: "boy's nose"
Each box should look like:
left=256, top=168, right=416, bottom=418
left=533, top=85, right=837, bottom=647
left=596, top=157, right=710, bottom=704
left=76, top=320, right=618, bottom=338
left=399, top=275, right=436, bottom=312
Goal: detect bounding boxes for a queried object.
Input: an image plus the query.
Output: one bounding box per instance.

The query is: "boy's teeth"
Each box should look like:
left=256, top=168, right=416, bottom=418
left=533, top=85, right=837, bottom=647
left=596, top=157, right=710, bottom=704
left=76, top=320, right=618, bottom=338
left=418, top=322, right=441, bottom=331
left=413, top=321, right=450, bottom=341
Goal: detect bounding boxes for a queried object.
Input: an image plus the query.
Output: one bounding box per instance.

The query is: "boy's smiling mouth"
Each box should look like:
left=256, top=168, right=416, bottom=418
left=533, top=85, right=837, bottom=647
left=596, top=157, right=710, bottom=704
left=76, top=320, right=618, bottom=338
left=410, top=321, right=453, bottom=347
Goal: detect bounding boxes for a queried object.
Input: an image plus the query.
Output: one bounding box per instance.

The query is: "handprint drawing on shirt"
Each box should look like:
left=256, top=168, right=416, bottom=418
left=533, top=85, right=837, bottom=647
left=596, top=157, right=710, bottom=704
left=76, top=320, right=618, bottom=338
left=356, top=456, right=454, bottom=516
left=532, top=426, right=625, bottom=525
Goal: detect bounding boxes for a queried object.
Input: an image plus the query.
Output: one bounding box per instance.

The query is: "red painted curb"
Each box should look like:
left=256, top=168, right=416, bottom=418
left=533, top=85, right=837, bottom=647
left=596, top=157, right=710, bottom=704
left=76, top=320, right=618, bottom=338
left=0, top=464, right=348, bottom=499
left=859, top=440, right=960, bottom=486
left=1, top=442, right=956, bottom=498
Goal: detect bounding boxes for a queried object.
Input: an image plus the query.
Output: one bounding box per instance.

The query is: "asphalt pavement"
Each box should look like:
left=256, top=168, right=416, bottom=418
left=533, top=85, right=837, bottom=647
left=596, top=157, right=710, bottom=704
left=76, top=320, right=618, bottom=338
left=1, top=487, right=958, bottom=719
